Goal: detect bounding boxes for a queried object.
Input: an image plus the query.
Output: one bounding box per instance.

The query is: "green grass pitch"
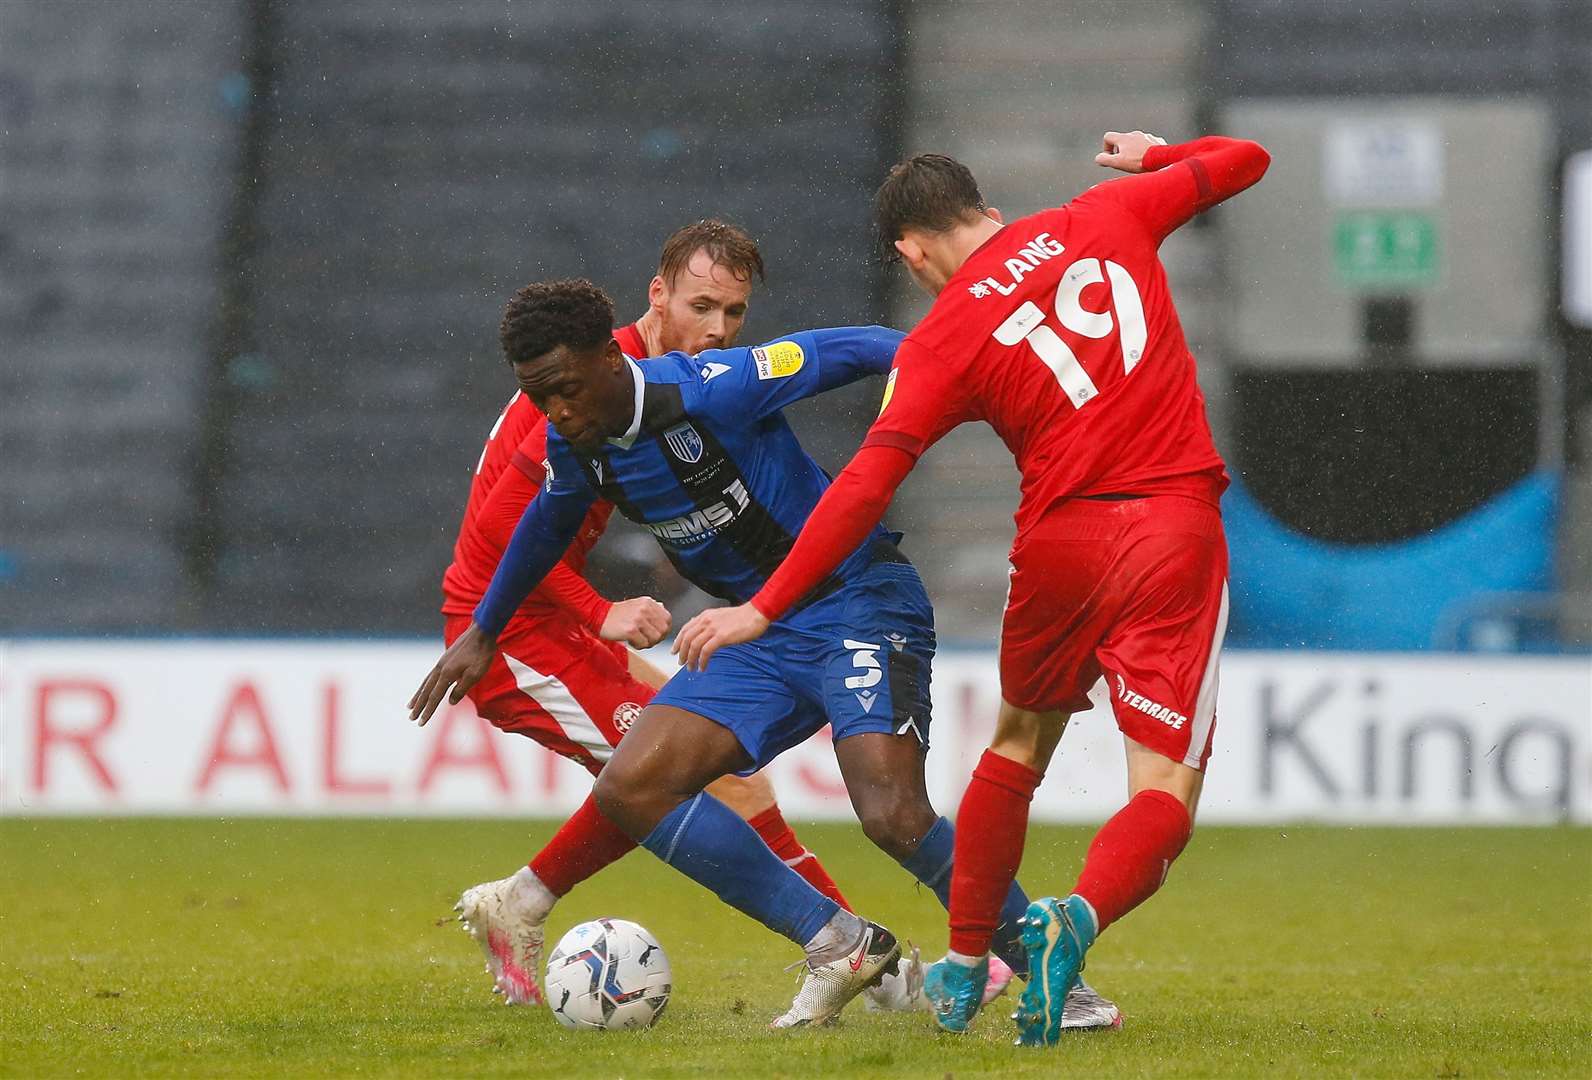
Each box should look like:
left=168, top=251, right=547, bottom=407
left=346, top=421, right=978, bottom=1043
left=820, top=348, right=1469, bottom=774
left=2, top=819, right=1588, bottom=1078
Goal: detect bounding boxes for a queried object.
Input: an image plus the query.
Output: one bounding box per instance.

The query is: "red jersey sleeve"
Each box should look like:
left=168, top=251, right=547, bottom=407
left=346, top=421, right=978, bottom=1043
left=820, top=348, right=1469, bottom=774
left=750, top=444, right=916, bottom=622
left=753, top=332, right=977, bottom=620
left=473, top=436, right=612, bottom=632
left=1081, top=135, right=1271, bottom=244
left=859, top=339, right=976, bottom=460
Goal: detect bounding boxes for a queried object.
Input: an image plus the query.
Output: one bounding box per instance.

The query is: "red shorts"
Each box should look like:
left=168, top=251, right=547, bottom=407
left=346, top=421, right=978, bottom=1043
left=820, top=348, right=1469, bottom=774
left=444, top=613, right=656, bottom=777
left=1000, top=494, right=1229, bottom=770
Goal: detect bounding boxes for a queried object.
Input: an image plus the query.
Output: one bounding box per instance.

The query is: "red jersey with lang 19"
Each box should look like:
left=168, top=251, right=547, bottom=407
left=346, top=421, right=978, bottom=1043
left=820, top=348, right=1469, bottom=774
left=863, top=141, right=1267, bottom=534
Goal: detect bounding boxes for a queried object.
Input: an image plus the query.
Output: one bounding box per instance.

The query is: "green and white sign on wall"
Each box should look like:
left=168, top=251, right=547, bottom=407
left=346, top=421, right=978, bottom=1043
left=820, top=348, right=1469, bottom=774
left=1333, top=211, right=1440, bottom=287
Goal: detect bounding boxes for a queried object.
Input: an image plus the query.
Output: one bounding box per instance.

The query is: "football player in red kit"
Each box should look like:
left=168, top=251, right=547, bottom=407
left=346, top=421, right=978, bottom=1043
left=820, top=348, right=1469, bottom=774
left=674, top=131, right=1271, bottom=1043
left=429, top=220, right=853, bottom=1009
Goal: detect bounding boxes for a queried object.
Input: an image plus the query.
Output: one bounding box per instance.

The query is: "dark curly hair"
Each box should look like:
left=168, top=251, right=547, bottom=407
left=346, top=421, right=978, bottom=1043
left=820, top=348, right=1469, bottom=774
left=499, top=279, right=615, bottom=366
left=874, top=153, right=986, bottom=262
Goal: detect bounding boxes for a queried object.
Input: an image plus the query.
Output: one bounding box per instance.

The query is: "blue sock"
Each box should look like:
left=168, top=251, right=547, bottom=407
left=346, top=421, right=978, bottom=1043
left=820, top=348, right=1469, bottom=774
left=641, top=792, right=838, bottom=947
left=898, top=816, right=1031, bottom=977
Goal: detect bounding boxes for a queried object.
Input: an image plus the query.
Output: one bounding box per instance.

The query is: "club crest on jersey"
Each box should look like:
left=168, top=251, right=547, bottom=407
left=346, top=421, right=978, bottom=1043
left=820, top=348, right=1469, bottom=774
left=663, top=422, right=705, bottom=464
left=752, top=340, right=804, bottom=380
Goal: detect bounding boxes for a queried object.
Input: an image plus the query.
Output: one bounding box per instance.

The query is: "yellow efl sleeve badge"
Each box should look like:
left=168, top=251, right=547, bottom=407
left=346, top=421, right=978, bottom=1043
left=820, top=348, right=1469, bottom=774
left=752, top=340, right=805, bottom=380
left=877, top=368, right=899, bottom=415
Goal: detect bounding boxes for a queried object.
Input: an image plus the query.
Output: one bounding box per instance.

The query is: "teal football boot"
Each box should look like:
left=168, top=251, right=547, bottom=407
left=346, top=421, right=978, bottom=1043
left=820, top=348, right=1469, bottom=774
left=1013, top=895, right=1098, bottom=1046
left=922, top=955, right=989, bottom=1033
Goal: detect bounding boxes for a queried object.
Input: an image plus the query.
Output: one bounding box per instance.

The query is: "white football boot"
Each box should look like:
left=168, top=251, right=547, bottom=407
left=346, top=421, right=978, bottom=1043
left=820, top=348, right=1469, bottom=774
left=863, top=941, right=924, bottom=1011
left=1061, top=977, right=1124, bottom=1030
left=455, top=869, right=553, bottom=1007
left=771, top=921, right=901, bottom=1029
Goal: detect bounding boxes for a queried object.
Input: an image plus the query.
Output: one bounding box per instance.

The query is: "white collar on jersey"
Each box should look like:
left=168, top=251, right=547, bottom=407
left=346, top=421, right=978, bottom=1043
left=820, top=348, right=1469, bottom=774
left=606, top=355, right=645, bottom=450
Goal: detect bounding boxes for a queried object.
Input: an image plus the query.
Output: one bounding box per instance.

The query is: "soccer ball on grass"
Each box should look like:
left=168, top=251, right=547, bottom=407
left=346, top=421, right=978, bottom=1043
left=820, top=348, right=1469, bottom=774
left=544, top=918, right=672, bottom=1030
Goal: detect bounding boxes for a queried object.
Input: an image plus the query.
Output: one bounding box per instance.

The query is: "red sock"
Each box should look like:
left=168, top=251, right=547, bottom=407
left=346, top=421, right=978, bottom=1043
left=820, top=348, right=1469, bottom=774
left=1072, top=789, right=1192, bottom=932
left=528, top=794, right=637, bottom=897
left=747, top=805, right=852, bottom=912
left=948, top=749, right=1043, bottom=957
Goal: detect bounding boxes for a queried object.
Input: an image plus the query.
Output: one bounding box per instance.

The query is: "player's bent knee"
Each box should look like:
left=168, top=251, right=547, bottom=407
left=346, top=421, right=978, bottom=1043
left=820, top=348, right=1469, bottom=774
left=590, top=768, right=636, bottom=830
left=592, top=758, right=670, bottom=837
left=854, top=790, right=936, bottom=861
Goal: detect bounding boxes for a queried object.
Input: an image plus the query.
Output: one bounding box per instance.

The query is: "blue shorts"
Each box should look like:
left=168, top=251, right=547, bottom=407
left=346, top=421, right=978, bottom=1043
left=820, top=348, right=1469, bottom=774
left=653, top=559, right=937, bottom=772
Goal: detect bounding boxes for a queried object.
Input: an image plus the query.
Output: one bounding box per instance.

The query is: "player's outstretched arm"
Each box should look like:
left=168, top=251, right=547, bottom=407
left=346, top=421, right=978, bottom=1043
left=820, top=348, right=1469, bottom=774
left=472, top=444, right=615, bottom=632
left=1087, top=130, right=1271, bottom=242
left=407, top=480, right=594, bottom=725
left=802, top=324, right=905, bottom=390
left=672, top=443, right=916, bottom=670
left=698, top=325, right=904, bottom=419
left=408, top=623, right=496, bottom=726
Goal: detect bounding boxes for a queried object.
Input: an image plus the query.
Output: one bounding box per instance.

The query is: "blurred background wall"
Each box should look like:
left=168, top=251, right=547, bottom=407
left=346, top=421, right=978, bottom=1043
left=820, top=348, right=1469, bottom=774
left=2, top=0, right=1589, bottom=654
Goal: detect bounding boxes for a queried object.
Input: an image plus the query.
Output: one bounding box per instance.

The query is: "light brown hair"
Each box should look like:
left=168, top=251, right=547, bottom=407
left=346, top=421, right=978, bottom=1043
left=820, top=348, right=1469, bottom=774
left=657, top=219, right=766, bottom=286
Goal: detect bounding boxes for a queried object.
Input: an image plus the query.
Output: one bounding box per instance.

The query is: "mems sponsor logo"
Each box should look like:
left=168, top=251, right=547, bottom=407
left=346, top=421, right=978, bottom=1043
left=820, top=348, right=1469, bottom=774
left=643, top=478, right=751, bottom=543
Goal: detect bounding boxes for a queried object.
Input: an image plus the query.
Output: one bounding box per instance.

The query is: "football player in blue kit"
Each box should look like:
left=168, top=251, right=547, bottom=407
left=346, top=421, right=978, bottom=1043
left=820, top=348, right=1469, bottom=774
left=409, top=278, right=1117, bottom=1030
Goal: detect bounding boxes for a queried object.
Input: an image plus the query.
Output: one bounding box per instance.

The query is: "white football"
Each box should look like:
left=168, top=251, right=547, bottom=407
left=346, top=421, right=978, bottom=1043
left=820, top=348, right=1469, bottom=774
left=544, top=918, right=672, bottom=1030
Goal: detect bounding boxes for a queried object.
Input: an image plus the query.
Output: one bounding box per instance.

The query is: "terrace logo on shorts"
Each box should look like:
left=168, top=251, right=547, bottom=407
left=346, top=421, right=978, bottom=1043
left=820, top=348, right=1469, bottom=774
left=613, top=702, right=641, bottom=734
left=1115, top=674, right=1188, bottom=731
left=663, top=422, right=705, bottom=464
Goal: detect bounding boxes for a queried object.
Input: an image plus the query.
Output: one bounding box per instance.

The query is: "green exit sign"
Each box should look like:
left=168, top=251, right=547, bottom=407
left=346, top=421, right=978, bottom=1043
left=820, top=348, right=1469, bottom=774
left=1333, top=211, right=1439, bottom=287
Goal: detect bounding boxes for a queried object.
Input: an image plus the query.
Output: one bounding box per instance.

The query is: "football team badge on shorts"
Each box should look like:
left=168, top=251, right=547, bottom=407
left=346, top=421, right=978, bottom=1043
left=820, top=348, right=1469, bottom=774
left=613, top=702, right=642, bottom=734
left=663, top=422, right=704, bottom=464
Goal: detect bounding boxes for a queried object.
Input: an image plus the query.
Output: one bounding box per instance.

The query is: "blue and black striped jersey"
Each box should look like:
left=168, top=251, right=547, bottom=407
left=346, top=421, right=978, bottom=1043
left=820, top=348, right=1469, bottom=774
left=474, top=325, right=904, bottom=635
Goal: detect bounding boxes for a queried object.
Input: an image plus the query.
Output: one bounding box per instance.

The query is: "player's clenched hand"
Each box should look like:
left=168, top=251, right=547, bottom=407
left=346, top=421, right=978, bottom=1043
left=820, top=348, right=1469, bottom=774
left=1095, top=130, right=1167, bottom=174
left=407, top=621, right=495, bottom=726
left=600, top=596, right=671, bottom=648
left=672, top=603, right=771, bottom=672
